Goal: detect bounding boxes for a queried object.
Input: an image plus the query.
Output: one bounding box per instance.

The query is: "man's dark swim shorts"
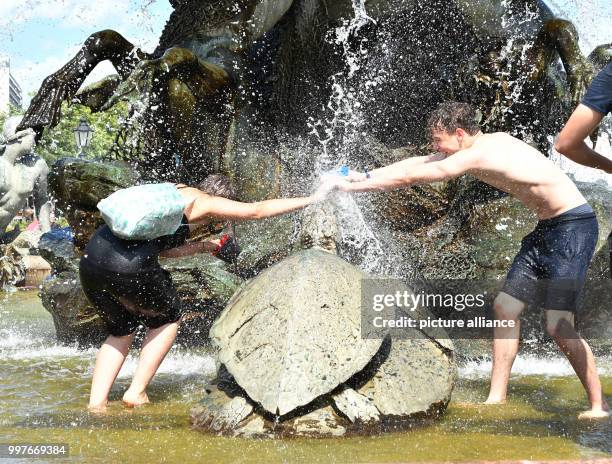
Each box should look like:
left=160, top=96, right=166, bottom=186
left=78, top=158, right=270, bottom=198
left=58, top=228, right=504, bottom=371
left=502, top=203, right=598, bottom=312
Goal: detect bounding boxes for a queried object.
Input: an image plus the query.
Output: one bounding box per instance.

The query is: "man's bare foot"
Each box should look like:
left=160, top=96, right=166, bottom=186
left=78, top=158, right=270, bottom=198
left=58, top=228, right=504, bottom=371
left=577, top=408, right=610, bottom=420
left=122, top=389, right=150, bottom=408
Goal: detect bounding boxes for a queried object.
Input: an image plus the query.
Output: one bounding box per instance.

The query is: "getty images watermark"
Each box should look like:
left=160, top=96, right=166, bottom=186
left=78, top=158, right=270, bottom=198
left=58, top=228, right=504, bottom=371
left=360, top=278, right=612, bottom=340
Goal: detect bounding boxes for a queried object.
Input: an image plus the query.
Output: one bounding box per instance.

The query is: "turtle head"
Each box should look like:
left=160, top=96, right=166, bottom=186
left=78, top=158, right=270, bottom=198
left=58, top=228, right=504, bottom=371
left=298, top=202, right=339, bottom=254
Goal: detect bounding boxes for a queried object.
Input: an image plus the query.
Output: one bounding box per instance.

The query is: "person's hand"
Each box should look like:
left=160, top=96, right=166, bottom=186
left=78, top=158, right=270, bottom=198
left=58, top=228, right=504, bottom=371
left=312, top=177, right=344, bottom=203
left=338, top=179, right=356, bottom=192
left=213, top=234, right=241, bottom=263
left=346, top=169, right=367, bottom=182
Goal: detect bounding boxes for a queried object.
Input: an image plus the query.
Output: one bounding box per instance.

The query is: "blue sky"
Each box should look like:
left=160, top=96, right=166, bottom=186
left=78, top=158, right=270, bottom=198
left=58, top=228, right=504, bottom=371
left=0, top=0, right=610, bottom=103
left=0, top=0, right=172, bottom=101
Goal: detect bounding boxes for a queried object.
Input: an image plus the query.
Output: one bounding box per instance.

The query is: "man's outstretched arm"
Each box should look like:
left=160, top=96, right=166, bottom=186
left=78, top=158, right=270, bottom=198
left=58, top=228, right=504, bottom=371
left=555, top=104, right=612, bottom=173
left=356, top=153, right=446, bottom=180
left=340, top=150, right=476, bottom=193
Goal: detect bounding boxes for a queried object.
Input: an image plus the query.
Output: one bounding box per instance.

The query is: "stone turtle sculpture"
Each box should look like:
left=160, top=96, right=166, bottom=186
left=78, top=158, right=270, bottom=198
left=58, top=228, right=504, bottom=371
left=210, top=249, right=385, bottom=416
left=192, top=204, right=456, bottom=437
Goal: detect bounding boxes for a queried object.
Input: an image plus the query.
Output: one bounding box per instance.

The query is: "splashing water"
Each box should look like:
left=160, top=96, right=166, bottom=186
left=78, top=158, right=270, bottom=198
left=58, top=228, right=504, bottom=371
left=484, top=0, right=541, bottom=140
left=0, top=315, right=216, bottom=378
left=307, top=0, right=377, bottom=170
left=305, top=1, right=405, bottom=275
left=334, top=193, right=389, bottom=274
left=549, top=133, right=612, bottom=187
left=460, top=352, right=612, bottom=379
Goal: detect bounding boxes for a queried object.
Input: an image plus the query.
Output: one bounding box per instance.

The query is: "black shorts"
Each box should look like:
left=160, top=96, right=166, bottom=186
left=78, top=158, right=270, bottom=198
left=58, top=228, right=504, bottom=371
left=79, top=257, right=184, bottom=336
left=502, top=204, right=598, bottom=312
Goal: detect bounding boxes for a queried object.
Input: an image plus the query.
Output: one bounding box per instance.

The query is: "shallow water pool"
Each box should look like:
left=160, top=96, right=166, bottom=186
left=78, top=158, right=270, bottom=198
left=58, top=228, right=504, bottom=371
left=1, top=290, right=610, bottom=463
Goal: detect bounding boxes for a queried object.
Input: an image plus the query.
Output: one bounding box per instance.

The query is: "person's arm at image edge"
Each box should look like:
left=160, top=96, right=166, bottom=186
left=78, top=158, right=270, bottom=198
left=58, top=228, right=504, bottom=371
left=339, top=150, right=476, bottom=193
left=555, top=104, right=612, bottom=174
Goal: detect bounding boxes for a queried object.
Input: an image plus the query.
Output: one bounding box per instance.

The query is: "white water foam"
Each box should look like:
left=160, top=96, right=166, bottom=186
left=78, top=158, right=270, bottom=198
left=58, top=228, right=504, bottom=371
left=2, top=344, right=97, bottom=361
left=460, top=353, right=611, bottom=379
left=0, top=326, right=85, bottom=360
left=115, top=351, right=217, bottom=379
left=0, top=328, right=44, bottom=349
left=0, top=324, right=217, bottom=379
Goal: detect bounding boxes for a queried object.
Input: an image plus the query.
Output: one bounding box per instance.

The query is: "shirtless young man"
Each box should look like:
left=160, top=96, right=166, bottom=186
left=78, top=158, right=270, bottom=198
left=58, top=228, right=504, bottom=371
left=339, top=101, right=609, bottom=419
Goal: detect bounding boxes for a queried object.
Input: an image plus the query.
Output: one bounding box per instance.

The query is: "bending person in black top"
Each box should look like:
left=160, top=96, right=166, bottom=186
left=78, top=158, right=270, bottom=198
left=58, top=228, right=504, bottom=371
left=83, top=174, right=339, bottom=412
left=555, top=62, right=612, bottom=173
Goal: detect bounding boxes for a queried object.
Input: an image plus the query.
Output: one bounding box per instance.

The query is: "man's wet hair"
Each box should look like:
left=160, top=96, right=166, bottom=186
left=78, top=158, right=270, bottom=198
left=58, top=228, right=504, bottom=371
left=427, top=101, right=481, bottom=135
left=197, top=174, right=238, bottom=201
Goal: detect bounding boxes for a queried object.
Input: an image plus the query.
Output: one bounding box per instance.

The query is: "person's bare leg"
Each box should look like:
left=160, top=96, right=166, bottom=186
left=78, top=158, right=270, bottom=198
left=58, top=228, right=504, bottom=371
left=122, top=321, right=180, bottom=407
left=485, top=292, right=526, bottom=404
left=88, top=332, right=136, bottom=412
left=545, top=310, right=610, bottom=419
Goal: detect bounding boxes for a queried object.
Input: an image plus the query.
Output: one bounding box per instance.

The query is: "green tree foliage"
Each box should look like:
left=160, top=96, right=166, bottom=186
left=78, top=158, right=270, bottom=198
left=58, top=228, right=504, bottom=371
left=36, top=101, right=129, bottom=165
left=1, top=98, right=128, bottom=166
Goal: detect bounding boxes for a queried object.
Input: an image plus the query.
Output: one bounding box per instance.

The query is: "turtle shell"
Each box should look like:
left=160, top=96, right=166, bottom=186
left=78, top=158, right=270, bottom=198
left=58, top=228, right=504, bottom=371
left=210, top=249, right=384, bottom=416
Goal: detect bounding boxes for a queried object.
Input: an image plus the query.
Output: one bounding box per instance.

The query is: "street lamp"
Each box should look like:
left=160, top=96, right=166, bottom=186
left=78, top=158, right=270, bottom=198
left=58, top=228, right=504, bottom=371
left=74, top=117, right=94, bottom=158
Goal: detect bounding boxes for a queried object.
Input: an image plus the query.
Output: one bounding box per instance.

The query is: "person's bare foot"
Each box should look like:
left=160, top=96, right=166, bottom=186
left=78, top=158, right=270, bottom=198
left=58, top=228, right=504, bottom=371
left=577, top=408, right=610, bottom=420
left=483, top=397, right=507, bottom=405
left=87, top=402, right=108, bottom=414
left=122, top=389, right=150, bottom=408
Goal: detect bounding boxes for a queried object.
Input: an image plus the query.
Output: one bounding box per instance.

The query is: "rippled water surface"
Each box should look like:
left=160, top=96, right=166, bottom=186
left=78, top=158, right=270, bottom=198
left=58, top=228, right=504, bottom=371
left=1, top=291, right=610, bottom=463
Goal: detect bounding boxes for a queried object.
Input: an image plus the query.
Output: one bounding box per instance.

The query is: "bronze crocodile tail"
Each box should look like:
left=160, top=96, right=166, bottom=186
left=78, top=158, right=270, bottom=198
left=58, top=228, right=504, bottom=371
left=18, top=30, right=143, bottom=134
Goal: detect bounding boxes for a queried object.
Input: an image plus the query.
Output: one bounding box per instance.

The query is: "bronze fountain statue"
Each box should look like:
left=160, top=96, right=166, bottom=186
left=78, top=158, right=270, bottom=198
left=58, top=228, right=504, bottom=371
left=18, top=0, right=610, bottom=183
